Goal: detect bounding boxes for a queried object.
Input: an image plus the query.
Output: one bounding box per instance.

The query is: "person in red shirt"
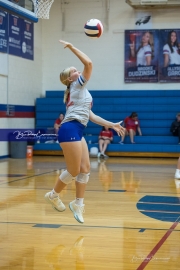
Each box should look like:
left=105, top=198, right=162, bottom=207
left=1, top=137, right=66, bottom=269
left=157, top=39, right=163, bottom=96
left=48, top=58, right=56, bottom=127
left=98, top=126, right=113, bottom=158
left=54, top=113, right=64, bottom=135
left=119, top=112, right=142, bottom=144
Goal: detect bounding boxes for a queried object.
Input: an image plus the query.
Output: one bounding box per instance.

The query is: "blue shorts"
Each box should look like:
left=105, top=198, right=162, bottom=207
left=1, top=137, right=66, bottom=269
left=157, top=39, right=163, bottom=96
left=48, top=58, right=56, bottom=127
left=58, top=120, right=85, bottom=143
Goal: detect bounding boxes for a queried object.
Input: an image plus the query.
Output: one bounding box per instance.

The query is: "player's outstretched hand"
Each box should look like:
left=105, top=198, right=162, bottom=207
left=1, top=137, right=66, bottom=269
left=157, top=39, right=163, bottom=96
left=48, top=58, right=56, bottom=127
left=112, top=121, right=125, bottom=136
left=59, top=40, right=73, bottom=49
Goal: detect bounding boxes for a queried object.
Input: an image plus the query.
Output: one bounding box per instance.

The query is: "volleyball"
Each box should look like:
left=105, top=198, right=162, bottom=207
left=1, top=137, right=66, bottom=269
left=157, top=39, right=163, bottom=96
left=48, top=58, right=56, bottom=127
left=84, top=19, right=103, bottom=38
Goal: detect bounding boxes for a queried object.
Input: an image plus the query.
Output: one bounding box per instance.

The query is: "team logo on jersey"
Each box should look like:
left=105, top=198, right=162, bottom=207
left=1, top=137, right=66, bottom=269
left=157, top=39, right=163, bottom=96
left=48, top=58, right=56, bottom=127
left=0, top=16, right=3, bottom=25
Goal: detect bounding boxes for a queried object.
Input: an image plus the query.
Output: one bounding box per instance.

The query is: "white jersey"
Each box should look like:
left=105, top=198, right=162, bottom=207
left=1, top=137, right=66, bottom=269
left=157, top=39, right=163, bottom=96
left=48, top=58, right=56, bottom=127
left=163, top=44, right=180, bottom=65
left=61, top=74, right=93, bottom=127
left=137, top=44, right=152, bottom=66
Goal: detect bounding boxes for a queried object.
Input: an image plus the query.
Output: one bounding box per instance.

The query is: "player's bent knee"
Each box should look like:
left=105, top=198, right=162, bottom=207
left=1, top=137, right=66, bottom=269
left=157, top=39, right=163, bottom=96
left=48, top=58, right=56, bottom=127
left=76, top=173, right=90, bottom=184
left=59, top=170, right=77, bottom=184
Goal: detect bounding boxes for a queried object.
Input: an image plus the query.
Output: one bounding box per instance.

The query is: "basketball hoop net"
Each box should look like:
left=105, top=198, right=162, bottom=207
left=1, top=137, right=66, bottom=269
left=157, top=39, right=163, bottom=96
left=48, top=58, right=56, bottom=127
left=32, top=0, right=54, bottom=19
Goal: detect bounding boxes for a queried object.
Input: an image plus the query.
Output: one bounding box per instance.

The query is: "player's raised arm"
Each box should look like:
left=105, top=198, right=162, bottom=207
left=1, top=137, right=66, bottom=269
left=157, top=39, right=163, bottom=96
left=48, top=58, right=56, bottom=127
left=59, top=40, right=92, bottom=81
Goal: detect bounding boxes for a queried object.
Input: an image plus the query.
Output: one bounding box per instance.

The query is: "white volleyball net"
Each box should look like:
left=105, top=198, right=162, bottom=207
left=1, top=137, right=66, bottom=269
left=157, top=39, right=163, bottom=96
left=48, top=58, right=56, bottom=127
left=32, top=0, right=54, bottom=19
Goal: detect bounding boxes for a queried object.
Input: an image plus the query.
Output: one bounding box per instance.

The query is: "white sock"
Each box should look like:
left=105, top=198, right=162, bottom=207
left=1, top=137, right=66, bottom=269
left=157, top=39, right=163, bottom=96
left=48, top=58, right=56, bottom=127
left=50, top=189, right=59, bottom=199
left=75, top=198, right=84, bottom=206
left=176, top=169, right=180, bottom=174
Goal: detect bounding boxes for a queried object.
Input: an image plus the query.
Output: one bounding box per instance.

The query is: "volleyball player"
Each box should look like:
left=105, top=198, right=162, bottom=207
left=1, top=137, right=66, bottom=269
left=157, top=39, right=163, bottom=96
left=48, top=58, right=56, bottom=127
left=45, top=40, right=125, bottom=224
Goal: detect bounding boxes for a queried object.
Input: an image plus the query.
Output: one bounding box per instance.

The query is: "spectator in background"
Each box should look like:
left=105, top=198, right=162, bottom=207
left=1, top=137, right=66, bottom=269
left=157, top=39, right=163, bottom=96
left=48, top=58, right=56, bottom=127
left=170, top=113, right=180, bottom=144
left=54, top=113, right=64, bottom=136
left=45, top=113, right=64, bottom=144
left=54, top=113, right=64, bottom=143
left=98, top=126, right=113, bottom=158
left=119, top=112, right=142, bottom=144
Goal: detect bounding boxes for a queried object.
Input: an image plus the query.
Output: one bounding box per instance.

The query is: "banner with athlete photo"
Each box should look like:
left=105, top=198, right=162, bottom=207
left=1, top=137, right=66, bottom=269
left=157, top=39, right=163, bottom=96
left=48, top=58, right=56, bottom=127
left=159, top=29, right=180, bottom=82
left=124, top=29, right=159, bottom=83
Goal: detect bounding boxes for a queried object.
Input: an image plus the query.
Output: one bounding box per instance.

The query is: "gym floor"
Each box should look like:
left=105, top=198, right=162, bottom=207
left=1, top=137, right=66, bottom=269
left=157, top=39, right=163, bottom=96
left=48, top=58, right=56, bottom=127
left=0, top=156, right=180, bottom=270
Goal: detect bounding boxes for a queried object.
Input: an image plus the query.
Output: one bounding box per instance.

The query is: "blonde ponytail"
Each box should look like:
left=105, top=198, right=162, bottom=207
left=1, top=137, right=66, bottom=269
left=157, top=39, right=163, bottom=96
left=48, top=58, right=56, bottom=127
left=60, top=67, right=71, bottom=104
left=63, top=87, right=70, bottom=104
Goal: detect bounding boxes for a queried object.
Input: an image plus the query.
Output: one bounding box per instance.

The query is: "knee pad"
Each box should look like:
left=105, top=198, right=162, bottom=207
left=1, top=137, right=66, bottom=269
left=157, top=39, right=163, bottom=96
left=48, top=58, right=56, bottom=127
left=59, top=170, right=76, bottom=184
left=76, top=173, right=90, bottom=184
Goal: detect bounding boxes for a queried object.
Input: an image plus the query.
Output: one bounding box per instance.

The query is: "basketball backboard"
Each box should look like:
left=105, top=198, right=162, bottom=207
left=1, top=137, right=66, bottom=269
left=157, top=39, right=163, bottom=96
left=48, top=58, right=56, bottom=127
left=0, top=0, right=38, bottom=22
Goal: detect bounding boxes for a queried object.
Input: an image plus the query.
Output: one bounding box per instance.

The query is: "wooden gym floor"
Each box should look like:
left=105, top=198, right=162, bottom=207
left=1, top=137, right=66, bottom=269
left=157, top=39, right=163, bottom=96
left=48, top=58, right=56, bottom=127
left=0, top=156, right=180, bottom=270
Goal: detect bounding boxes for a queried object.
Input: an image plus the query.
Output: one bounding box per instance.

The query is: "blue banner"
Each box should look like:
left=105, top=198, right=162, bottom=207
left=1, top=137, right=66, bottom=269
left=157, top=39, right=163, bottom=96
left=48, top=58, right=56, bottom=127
left=0, top=9, right=8, bottom=53
left=0, top=8, right=34, bottom=60
left=21, top=19, right=33, bottom=60
left=9, top=14, right=22, bottom=57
